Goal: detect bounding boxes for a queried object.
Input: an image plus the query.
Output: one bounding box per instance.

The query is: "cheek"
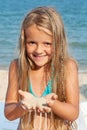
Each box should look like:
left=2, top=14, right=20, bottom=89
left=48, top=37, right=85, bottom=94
left=46, top=47, right=53, bottom=55
left=26, top=48, right=31, bottom=54
left=46, top=49, right=53, bottom=61
left=26, top=45, right=34, bottom=54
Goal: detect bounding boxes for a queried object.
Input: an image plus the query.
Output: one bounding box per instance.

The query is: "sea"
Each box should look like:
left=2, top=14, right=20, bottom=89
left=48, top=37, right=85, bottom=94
left=0, top=0, right=87, bottom=72
left=0, top=0, right=87, bottom=129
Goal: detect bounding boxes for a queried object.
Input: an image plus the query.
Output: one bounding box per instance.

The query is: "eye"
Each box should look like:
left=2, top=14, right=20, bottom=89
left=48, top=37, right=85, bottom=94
left=44, top=42, right=52, bottom=46
left=27, top=41, right=36, bottom=45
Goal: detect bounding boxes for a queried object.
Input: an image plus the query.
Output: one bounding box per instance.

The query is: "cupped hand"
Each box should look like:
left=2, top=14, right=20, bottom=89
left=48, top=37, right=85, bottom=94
left=45, top=93, right=58, bottom=107
left=18, top=90, right=37, bottom=110
left=18, top=90, right=34, bottom=99
left=36, top=93, right=58, bottom=113
left=35, top=97, right=51, bottom=113
left=45, top=93, right=58, bottom=101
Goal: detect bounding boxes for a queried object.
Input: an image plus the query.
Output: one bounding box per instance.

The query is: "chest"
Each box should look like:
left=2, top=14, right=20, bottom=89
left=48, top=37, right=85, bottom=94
left=29, top=80, right=52, bottom=97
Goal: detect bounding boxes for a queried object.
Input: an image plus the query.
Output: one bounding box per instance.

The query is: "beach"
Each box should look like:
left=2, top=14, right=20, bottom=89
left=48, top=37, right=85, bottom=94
left=0, top=70, right=87, bottom=102
left=0, top=70, right=8, bottom=101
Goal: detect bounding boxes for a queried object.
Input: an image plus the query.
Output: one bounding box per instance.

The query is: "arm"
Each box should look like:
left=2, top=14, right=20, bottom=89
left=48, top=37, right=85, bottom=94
left=47, top=58, right=79, bottom=121
left=4, top=60, right=53, bottom=120
left=4, top=60, right=28, bottom=121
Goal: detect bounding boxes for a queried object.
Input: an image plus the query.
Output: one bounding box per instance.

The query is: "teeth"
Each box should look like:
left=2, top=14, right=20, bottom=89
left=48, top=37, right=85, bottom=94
left=33, top=55, right=45, bottom=57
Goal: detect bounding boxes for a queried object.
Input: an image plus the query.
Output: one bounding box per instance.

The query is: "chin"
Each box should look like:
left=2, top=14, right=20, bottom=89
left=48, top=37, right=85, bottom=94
left=33, top=63, right=48, bottom=69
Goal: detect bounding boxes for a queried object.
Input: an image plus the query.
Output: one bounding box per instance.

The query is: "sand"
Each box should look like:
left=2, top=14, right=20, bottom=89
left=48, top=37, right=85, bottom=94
left=0, top=70, right=87, bottom=102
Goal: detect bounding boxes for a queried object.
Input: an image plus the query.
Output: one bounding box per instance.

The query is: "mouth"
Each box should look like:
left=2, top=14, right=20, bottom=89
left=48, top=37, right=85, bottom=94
left=32, top=54, right=46, bottom=60
left=33, top=54, right=46, bottom=57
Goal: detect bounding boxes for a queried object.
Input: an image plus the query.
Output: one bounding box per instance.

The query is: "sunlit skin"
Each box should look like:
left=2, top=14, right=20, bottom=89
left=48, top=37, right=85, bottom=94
left=25, top=24, right=53, bottom=69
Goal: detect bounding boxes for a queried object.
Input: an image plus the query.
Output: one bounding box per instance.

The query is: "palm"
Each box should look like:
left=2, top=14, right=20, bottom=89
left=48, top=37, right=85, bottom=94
left=45, top=93, right=58, bottom=100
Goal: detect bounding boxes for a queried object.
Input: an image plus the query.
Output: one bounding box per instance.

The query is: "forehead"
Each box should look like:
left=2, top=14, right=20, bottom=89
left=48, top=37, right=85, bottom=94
left=25, top=24, right=52, bottom=35
left=25, top=24, right=53, bottom=41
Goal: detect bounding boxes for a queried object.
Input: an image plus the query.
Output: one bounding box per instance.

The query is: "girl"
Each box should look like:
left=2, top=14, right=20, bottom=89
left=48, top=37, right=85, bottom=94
left=4, top=6, right=79, bottom=130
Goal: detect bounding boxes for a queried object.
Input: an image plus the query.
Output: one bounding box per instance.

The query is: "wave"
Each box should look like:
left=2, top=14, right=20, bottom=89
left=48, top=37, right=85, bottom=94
left=69, top=42, right=87, bottom=48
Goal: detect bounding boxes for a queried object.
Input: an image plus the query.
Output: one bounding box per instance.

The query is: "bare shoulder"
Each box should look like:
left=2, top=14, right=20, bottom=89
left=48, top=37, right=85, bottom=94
left=9, top=59, right=19, bottom=73
left=8, top=59, right=19, bottom=81
left=65, top=57, right=78, bottom=72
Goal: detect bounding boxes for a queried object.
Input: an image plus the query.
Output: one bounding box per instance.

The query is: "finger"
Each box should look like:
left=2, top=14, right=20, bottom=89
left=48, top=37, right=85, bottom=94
left=46, top=99, right=51, bottom=104
left=43, top=106, right=51, bottom=113
left=18, top=90, right=25, bottom=98
left=47, top=93, right=57, bottom=99
left=46, top=93, right=53, bottom=98
left=37, top=105, right=43, bottom=112
left=53, top=94, right=58, bottom=99
left=32, top=104, right=36, bottom=110
left=20, top=100, right=28, bottom=110
left=24, top=103, right=33, bottom=110
left=37, top=108, right=42, bottom=113
left=21, top=104, right=28, bottom=110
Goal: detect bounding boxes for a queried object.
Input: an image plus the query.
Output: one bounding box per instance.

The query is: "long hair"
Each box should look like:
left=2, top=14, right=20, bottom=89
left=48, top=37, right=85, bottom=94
left=18, top=6, right=69, bottom=130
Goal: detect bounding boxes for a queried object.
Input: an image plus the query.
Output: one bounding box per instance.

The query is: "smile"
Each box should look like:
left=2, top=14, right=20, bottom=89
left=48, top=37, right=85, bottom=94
left=32, top=54, right=47, bottom=61
left=33, top=54, right=46, bottom=57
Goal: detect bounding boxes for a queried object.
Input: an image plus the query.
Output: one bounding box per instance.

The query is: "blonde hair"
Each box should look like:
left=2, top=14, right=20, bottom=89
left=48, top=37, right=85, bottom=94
left=18, top=6, right=70, bottom=130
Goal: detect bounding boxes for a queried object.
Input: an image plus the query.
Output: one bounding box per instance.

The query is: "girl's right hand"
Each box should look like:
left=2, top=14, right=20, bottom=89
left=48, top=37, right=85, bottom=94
left=18, top=90, right=37, bottom=110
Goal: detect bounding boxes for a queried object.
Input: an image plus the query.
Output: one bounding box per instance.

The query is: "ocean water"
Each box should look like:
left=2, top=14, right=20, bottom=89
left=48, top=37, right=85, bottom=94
left=0, top=0, right=87, bottom=72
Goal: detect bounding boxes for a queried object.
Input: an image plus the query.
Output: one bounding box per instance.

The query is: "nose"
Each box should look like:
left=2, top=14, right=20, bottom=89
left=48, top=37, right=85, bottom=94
left=35, top=44, right=43, bottom=54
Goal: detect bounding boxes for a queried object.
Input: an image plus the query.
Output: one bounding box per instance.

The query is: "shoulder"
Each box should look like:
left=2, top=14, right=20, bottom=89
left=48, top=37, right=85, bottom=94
left=64, top=57, right=78, bottom=77
left=65, top=57, right=78, bottom=71
left=10, top=59, right=18, bottom=68
left=9, top=59, right=19, bottom=74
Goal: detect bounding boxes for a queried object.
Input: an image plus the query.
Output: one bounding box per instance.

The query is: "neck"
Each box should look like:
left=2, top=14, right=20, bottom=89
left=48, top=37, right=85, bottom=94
left=29, top=66, right=50, bottom=82
left=30, top=66, right=44, bottom=75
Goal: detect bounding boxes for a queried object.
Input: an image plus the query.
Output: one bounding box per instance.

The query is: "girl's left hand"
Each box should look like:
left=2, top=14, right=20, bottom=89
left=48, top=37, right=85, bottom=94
left=45, top=93, right=58, bottom=100
left=36, top=97, right=51, bottom=113
left=45, top=93, right=58, bottom=107
left=36, top=93, right=58, bottom=113
left=37, top=93, right=58, bottom=113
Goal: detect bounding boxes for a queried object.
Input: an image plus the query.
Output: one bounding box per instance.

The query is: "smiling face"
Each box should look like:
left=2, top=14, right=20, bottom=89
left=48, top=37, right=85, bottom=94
left=25, top=24, right=53, bottom=69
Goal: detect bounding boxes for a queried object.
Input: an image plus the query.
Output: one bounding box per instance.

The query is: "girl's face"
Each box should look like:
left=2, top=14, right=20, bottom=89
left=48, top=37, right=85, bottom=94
left=25, top=24, right=53, bottom=69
